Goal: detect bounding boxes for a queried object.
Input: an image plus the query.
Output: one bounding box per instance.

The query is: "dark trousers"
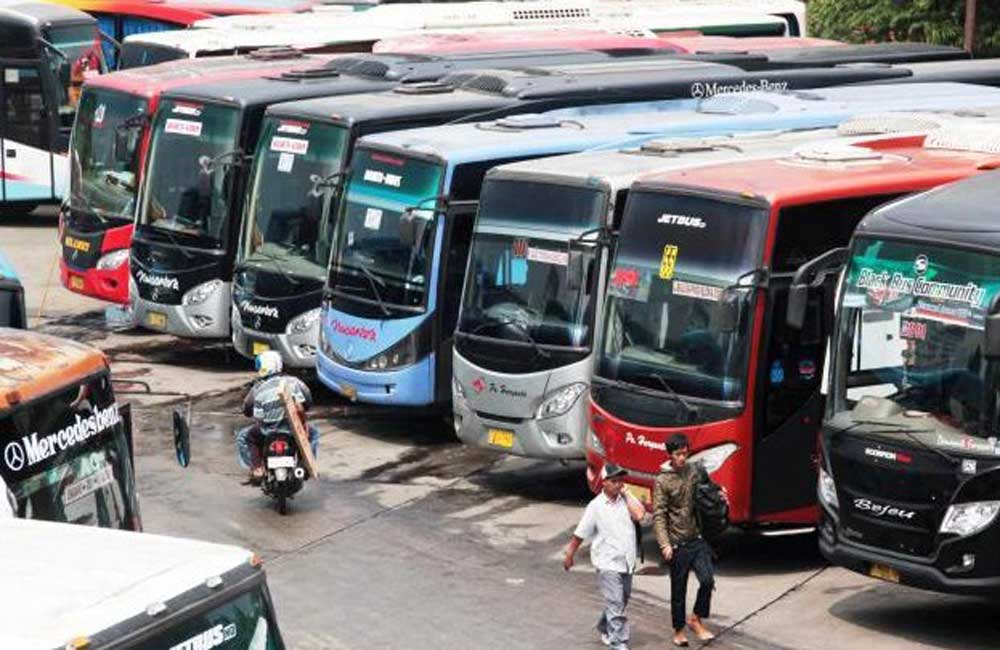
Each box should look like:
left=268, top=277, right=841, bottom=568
left=669, top=538, right=715, bottom=632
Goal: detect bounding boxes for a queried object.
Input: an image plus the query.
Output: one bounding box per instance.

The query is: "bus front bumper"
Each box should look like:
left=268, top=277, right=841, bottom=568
left=232, top=315, right=318, bottom=369
left=60, top=258, right=130, bottom=305
left=132, top=288, right=230, bottom=338
left=453, top=394, right=586, bottom=460
left=316, top=351, right=435, bottom=406
left=819, top=509, right=1000, bottom=596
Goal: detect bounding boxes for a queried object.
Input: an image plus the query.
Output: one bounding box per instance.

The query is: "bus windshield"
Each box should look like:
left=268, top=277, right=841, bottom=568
left=328, top=149, right=443, bottom=313
left=0, top=372, right=136, bottom=529
left=597, top=191, right=767, bottom=405
left=457, top=179, right=606, bottom=348
left=69, top=88, right=148, bottom=226
left=143, top=585, right=284, bottom=649
left=830, top=238, right=1000, bottom=449
left=140, top=100, right=241, bottom=248
left=44, top=24, right=105, bottom=128
left=242, top=118, right=349, bottom=280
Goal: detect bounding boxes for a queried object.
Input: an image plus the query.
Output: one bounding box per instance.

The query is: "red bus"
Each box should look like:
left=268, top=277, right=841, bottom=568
left=588, top=117, right=1000, bottom=527
left=373, top=28, right=687, bottom=55
left=658, top=34, right=842, bottom=53
left=48, top=0, right=323, bottom=66
left=59, top=49, right=333, bottom=304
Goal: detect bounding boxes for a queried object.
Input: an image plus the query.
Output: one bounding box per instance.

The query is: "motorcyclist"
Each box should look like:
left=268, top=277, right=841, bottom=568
left=236, top=351, right=320, bottom=483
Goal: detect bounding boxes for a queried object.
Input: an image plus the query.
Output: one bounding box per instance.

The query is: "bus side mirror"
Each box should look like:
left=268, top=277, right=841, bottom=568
left=716, top=290, right=742, bottom=333
left=787, top=247, right=849, bottom=330
left=986, top=313, right=1000, bottom=359
left=567, top=248, right=584, bottom=292
left=173, top=409, right=191, bottom=468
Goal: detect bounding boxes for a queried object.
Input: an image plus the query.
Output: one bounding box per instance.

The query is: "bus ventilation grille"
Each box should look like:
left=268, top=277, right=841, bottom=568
left=924, top=125, right=1000, bottom=155
left=247, top=47, right=304, bottom=60
left=511, top=7, right=591, bottom=21
left=459, top=74, right=512, bottom=95
left=837, top=113, right=946, bottom=137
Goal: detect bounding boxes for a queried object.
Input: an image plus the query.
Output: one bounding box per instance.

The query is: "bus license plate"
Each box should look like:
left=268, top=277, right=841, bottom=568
left=252, top=341, right=270, bottom=356
left=267, top=456, right=296, bottom=469
left=487, top=428, right=515, bottom=449
left=624, top=484, right=651, bottom=504
left=146, top=311, right=167, bottom=329
left=69, top=276, right=84, bottom=290
left=869, top=563, right=900, bottom=583
left=341, top=382, right=357, bottom=400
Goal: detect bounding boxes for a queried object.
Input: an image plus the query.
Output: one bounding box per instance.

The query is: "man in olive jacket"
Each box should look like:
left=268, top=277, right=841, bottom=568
left=653, top=433, right=716, bottom=647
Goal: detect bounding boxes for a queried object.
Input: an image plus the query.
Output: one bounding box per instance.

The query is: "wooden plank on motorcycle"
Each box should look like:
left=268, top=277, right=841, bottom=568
left=280, top=381, right=319, bottom=479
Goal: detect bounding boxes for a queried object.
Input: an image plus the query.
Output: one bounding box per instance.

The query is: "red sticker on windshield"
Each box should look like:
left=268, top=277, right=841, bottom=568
left=611, top=267, right=640, bottom=289
left=900, top=319, right=927, bottom=341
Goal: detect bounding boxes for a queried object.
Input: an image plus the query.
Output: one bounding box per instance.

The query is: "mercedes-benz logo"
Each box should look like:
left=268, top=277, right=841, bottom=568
left=914, top=255, right=929, bottom=275
left=691, top=82, right=705, bottom=99
left=4, top=441, right=25, bottom=471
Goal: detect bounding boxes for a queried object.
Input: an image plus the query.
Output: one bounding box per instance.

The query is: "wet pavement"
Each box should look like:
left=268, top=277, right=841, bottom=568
left=8, top=212, right=1000, bottom=649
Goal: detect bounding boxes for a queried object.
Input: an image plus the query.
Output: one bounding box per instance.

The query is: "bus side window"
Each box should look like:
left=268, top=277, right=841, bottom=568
left=94, top=14, right=118, bottom=67
left=2, top=67, right=48, bottom=150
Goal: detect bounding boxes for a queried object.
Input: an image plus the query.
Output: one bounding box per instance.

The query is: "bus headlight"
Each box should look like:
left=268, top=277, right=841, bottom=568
left=96, top=249, right=129, bottom=270
left=286, top=308, right=320, bottom=335
left=183, top=279, right=222, bottom=306
left=363, top=333, right=417, bottom=371
left=452, top=376, right=465, bottom=400
left=537, top=383, right=587, bottom=419
left=940, top=501, right=1000, bottom=537
left=689, top=443, right=739, bottom=475
left=818, top=466, right=838, bottom=510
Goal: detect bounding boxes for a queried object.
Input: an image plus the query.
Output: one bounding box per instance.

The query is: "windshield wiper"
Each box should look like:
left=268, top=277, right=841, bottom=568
left=467, top=316, right=550, bottom=359
left=639, top=372, right=698, bottom=422
left=334, top=263, right=390, bottom=316
left=148, top=223, right=194, bottom=260
left=835, top=419, right=958, bottom=466
left=249, top=248, right=300, bottom=286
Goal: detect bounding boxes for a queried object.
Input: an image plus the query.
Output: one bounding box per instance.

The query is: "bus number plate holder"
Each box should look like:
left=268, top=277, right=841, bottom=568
left=69, top=276, right=84, bottom=290
left=147, top=311, right=167, bottom=329
left=869, top=563, right=899, bottom=583
left=487, top=428, right=514, bottom=449
left=252, top=341, right=270, bottom=356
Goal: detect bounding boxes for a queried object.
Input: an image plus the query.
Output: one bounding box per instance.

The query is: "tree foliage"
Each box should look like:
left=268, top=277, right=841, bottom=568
left=808, top=0, right=1000, bottom=56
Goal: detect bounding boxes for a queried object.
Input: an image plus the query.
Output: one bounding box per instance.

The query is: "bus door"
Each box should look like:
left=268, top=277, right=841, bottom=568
left=0, top=62, right=54, bottom=205
left=751, top=195, right=904, bottom=518
left=434, top=200, right=478, bottom=404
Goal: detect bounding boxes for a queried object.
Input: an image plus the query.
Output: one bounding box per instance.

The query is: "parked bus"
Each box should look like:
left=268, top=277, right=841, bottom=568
left=586, top=119, right=1000, bottom=525
left=49, top=0, right=328, bottom=66
left=0, top=250, right=26, bottom=328
left=451, top=99, right=1000, bottom=462
left=130, top=56, right=897, bottom=342
left=129, top=48, right=657, bottom=338
left=60, top=49, right=335, bottom=305
left=230, top=60, right=909, bottom=369
left=119, top=0, right=806, bottom=65
left=809, top=159, right=1000, bottom=594
left=0, top=328, right=139, bottom=529
left=1, top=518, right=286, bottom=648
left=0, top=1, right=107, bottom=211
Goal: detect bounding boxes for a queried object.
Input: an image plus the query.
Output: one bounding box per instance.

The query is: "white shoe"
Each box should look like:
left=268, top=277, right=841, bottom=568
left=600, top=632, right=611, bottom=646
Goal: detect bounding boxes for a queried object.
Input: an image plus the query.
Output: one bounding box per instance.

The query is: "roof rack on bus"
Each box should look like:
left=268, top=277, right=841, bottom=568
left=924, top=125, right=1000, bottom=155
left=246, top=46, right=305, bottom=60
left=836, top=112, right=952, bottom=136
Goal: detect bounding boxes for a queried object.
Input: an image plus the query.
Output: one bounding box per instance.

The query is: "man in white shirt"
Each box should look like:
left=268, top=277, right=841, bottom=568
left=564, top=463, right=647, bottom=650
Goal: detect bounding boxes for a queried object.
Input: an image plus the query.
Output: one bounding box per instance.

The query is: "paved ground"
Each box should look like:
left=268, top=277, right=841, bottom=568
left=6, top=209, right=1000, bottom=649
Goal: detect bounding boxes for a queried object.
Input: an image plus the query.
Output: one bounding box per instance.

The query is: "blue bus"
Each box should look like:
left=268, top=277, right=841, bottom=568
left=317, top=82, right=1000, bottom=408
left=0, top=250, right=25, bottom=328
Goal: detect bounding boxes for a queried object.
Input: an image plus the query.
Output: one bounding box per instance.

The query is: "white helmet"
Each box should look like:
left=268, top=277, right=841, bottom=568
left=255, top=350, right=283, bottom=378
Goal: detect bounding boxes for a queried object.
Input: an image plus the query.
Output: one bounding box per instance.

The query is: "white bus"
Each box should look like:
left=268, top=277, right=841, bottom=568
left=0, top=518, right=287, bottom=649
left=120, top=0, right=806, bottom=65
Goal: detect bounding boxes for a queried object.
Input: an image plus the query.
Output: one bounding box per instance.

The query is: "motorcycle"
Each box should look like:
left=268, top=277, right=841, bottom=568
left=260, top=432, right=306, bottom=515
left=172, top=411, right=309, bottom=516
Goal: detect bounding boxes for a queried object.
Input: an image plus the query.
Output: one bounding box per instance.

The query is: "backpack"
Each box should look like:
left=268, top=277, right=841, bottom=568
left=694, top=465, right=729, bottom=542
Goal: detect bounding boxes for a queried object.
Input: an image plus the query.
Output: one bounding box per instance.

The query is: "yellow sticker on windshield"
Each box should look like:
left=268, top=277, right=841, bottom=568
left=659, top=244, right=678, bottom=280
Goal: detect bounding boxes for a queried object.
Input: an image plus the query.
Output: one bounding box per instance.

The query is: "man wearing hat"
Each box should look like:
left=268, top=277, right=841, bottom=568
left=564, top=463, right=647, bottom=650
